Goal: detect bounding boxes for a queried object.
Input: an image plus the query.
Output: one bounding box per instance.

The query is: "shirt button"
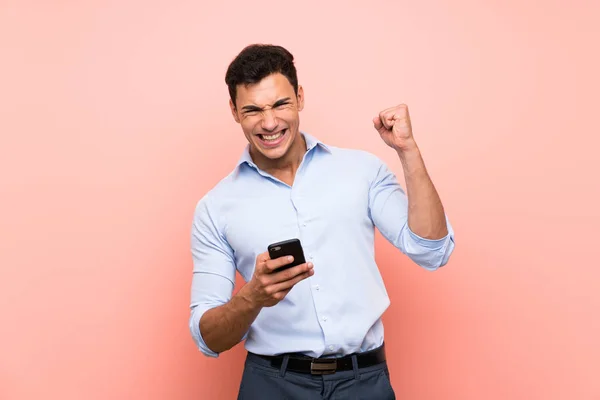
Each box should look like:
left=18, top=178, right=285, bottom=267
left=302, top=223, right=307, bottom=227
left=322, top=316, right=328, bottom=322
left=329, top=345, right=334, bottom=351
left=314, top=285, right=320, bottom=291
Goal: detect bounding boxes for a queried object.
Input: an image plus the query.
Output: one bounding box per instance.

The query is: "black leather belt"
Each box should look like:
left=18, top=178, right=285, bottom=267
left=251, top=344, right=386, bottom=375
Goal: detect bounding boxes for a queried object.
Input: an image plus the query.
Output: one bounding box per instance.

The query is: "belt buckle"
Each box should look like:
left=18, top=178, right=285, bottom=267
left=310, top=358, right=337, bottom=375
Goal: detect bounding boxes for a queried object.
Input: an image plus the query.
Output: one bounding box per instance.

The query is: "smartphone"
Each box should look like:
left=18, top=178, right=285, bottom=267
left=267, top=238, right=306, bottom=272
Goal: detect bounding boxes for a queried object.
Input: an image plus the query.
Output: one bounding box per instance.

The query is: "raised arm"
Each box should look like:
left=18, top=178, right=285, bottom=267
left=370, top=104, right=455, bottom=270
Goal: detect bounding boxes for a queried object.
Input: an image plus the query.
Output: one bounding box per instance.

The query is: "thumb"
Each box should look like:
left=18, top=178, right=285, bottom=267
left=373, top=116, right=385, bottom=133
left=257, top=251, right=270, bottom=262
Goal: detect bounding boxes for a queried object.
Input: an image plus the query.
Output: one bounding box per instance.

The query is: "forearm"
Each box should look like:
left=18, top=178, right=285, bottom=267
left=199, top=284, right=262, bottom=354
left=397, top=140, right=448, bottom=240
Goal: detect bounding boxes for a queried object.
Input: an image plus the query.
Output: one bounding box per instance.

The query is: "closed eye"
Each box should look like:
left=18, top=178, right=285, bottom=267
left=273, top=99, right=291, bottom=108
left=240, top=97, right=293, bottom=115
left=241, top=106, right=262, bottom=115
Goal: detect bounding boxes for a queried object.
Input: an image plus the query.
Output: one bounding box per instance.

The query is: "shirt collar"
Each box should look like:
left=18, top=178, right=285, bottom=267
left=236, top=131, right=331, bottom=168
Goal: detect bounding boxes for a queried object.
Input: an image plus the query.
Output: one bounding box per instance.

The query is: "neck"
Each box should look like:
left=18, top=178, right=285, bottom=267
left=250, top=133, right=307, bottom=184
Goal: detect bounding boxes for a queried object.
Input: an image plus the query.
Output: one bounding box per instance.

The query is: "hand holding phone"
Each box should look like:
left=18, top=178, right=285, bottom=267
left=244, top=238, right=313, bottom=308
left=267, top=238, right=306, bottom=272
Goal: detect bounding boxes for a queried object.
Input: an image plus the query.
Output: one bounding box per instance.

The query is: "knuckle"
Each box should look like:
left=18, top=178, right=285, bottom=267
left=258, top=277, right=269, bottom=287
left=286, top=269, right=297, bottom=280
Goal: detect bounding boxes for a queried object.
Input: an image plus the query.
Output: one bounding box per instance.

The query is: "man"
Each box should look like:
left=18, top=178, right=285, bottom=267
left=189, top=44, right=455, bottom=399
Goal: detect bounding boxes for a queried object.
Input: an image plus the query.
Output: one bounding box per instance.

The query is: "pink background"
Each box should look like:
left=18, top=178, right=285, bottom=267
left=1, top=1, right=599, bottom=399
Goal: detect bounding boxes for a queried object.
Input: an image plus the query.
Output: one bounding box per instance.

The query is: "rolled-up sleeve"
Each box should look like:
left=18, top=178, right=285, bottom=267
left=368, top=158, right=455, bottom=271
left=189, top=195, right=238, bottom=357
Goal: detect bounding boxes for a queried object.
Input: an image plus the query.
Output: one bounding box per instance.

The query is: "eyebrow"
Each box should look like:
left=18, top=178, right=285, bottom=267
left=241, top=97, right=292, bottom=112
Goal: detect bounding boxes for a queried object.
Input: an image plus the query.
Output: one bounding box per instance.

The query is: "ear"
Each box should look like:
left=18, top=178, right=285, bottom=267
left=296, top=85, right=305, bottom=112
left=229, top=99, right=240, bottom=123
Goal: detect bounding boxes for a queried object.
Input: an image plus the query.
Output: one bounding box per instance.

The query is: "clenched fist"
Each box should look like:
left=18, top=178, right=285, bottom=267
left=373, top=104, right=416, bottom=152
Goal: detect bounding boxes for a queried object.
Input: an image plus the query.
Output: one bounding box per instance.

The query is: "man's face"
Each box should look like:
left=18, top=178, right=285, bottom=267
left=230, top=73, right=304, bottom=161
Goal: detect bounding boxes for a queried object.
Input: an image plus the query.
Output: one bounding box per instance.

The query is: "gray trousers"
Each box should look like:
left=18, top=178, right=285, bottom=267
left=237, top=352, right=396, bottom=399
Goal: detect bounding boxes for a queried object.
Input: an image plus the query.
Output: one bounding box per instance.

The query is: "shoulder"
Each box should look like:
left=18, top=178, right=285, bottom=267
left=325, top=144, right=386, bottom=171
left=192, top=169, right=238, bottom=221
left=315, top=144, right=392, bottom=191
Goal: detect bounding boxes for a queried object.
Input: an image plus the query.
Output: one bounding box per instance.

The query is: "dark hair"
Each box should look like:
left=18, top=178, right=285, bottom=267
left=225, top=44, right=298, bottom=108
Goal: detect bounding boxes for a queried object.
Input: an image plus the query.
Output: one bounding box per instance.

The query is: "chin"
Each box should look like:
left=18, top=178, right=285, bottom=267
left=253, top=128, right=293, bottom=158
left=257, top=145, right=289, bottom=160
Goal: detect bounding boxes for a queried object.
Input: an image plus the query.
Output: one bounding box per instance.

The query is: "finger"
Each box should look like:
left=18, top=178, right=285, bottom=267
left=257, top=251, right=270, bottom=262
left=269, top=287, right=293, bottom=303
left=379, top=111, right=395, bottom=130
left=381, top=105, right=409, bottom=126
left=380, top=105, right=398, bottom=116
left=392, top=111, right=411, bottom=131
left=398, top=103, right=409, bottom=115
left=373, top=116, right=388, bottom=135
left=393, top=105, right=409, bottom=121
left=264, top=255, right=296, bottom=272
left=271, top=262, right=314, bottom=283
left=373, top=116, right=384, bottom=132
left=255, top=251, right=271, bottom=273
left=270, top=268, right=314, bottom=293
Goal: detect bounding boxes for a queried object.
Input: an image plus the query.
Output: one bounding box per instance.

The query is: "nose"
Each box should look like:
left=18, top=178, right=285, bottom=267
left=260, top=109, right=278, bottom=131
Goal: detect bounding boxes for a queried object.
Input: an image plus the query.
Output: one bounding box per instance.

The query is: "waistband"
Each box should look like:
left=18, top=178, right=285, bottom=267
left=248, top=343, right=386, bottom=375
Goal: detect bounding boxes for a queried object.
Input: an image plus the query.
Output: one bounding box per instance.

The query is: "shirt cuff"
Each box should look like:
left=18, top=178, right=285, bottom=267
left=189, top=305, right=220, bottom=358
left=407, top=227, right=451, bottom=249
left=189, top=303, right=251, bottom=358
left=406, top=214, right=454, bottom=250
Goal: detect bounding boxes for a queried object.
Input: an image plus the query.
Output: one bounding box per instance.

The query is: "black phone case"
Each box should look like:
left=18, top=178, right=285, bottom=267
left=268, top=238, right=306, bottom=271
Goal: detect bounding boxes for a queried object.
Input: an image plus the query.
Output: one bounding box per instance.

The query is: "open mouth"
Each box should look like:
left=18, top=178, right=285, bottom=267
left=257, top=129, right=287, bottom=146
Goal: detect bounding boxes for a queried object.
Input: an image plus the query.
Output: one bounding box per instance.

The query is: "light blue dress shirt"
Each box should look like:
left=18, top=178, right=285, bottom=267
left=189, top=132, right=455, bottom=358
